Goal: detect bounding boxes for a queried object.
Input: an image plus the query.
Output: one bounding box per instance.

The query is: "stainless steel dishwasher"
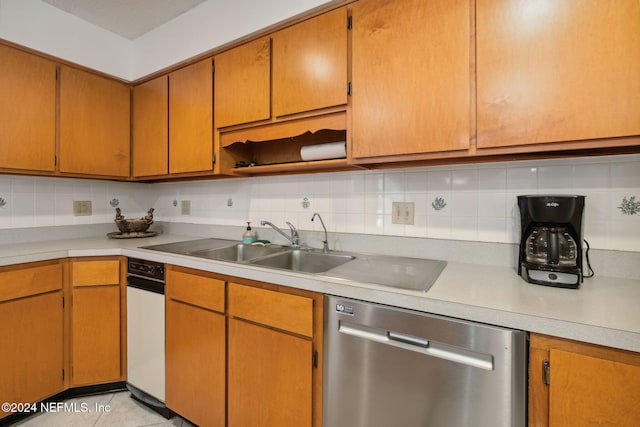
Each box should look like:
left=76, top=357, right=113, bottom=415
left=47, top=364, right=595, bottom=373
left=323, top=296, right=527, bottom=427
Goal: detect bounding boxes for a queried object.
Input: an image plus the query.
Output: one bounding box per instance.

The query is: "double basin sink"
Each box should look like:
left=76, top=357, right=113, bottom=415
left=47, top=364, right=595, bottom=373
left=189, top=243, right=354, bottom=274
left=143, top=238, right=447, bottom=292
left=144, top=238, right=354, bottom=274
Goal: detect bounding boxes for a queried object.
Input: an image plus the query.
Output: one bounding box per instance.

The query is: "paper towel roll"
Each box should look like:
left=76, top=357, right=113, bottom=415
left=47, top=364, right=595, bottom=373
left=300, top=141, right=346, bottom=161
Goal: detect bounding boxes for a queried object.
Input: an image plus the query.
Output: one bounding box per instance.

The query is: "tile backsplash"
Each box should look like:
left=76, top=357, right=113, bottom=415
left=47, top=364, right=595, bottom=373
left=1, top=153, right=639, bottom=251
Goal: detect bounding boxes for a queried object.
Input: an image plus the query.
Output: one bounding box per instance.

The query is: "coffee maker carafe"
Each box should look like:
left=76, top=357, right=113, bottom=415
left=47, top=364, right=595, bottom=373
left=518, top=195, right=585, bottom=288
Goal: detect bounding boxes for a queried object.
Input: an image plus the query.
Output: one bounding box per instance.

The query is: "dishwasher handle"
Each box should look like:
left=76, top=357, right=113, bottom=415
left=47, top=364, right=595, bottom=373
left=388, top=331, right=429, bottom=348
left=339, top=321, right=494, bottom=371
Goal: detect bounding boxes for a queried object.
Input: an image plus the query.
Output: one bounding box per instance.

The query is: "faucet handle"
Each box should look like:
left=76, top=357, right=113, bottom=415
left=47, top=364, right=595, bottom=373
left=286, top=222, right=300, bottom=247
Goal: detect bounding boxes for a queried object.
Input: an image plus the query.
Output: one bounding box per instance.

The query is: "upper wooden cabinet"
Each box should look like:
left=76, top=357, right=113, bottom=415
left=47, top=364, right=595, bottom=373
left=59, top=66, right=130, bottom=177
left=272, top=7, right=348, bottom=117
left=351, top=0, right=471, bottom=160
left=169, top=58, right=214, bottom=174
left=133, top=75, right=169, bottom=177
left=214, top=37, right=271, bottom=129
left=476, top=0, right=640, bottom=149
left=0, top=44, right=56, bottom=172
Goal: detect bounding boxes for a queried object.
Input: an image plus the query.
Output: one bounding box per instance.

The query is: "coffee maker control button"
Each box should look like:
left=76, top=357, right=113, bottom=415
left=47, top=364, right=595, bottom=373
left=548, top=273, right=558, bottom=281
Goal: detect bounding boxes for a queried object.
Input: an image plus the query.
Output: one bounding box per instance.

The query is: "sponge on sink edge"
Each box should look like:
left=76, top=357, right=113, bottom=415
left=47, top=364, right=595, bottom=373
left=251, top=240, right=271, bottom=246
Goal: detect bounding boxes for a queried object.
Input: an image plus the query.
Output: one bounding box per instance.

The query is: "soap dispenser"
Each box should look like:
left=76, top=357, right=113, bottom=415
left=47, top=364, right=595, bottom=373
left=242, top=222, right=257, bottom=244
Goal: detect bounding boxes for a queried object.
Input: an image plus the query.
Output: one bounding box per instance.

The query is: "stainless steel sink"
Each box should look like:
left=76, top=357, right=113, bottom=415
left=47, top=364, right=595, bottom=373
left=249, top=249, right=355, bottom=274
left=143, top=238, right=446, bottom=292
left=189, top=244, right=287, bottom=262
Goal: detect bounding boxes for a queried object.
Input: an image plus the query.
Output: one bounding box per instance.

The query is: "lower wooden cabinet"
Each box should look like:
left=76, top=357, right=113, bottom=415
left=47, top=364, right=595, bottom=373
left=228, top=318, right=312, bottom=427
left=0, top=261, right=64, bottom=420
left=70, top=258, right=123, bottom=386
left=227, top=282, right=322, bottom=427
left=529, top=333, right=640, bottom=427
left=165, top=267, right=226, bottom=427
left=164, top=268, right=323, bottom=427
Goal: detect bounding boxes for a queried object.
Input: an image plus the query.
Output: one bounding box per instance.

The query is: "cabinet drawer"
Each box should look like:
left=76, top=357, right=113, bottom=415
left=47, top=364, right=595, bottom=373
left=166, top=269, right=225, bottom=313
left=0, top=263, right=62, bottom=302
left=72, top=260, right=120, bottom=287
left=228, top=283, right=313, bottom=337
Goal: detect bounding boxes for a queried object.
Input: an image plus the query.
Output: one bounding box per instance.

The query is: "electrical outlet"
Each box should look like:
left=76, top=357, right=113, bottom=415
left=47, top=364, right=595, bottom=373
left=392, top=201, right=414, bottom=225
left=73, top=201, right=92, bottom=216
left=181, top=200, right=191, bottom=215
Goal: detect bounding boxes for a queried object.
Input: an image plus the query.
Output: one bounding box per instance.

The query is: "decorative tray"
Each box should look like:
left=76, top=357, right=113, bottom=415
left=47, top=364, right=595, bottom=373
left=107, top=231, right=158, bottom=239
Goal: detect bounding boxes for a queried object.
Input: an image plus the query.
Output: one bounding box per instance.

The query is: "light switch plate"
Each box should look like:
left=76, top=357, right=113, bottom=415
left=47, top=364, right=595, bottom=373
left=392, top=201, right=414, bottom=225
left=73, top=201, right=92, bottom=216
left=181, top=200, right=191, bottom=215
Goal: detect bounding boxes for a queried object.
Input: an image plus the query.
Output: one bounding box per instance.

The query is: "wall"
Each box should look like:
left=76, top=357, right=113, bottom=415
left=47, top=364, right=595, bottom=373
left=132, top=0, right=330, bottom=79
left=0, top=0, right=330, bottom=80
left=1, top=154, right=638, bottom=252
left=0, top=0, right=132, bottom=79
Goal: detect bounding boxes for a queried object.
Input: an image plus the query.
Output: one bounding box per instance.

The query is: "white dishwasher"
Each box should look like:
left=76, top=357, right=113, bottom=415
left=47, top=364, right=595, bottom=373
left=126, top=258, right=172, bottom=418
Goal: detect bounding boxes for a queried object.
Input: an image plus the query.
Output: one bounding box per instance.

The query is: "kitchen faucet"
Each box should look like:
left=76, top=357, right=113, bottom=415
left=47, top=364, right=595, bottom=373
left=311, top=212, right=329, bottom=253
left=260, top=220, right=300, bottom=248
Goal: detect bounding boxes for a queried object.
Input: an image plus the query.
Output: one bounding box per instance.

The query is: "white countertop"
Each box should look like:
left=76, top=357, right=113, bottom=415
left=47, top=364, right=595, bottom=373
left=2, top=233, right=639, bottom=353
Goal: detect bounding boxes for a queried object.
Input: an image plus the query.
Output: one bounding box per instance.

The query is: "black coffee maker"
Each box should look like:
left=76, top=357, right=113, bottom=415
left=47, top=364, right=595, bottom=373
left=518, top=195, right=585, bottom=288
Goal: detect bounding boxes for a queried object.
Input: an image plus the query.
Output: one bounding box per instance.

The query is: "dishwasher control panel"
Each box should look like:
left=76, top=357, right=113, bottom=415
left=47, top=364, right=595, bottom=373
left=128, top=258, right=165, bottom=282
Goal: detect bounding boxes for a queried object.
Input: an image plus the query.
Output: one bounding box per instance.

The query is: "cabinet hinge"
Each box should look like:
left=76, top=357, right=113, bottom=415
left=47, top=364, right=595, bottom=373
left=542, top=359, right=550, bottom=386
left=347, top=15, right=352, bottom=30
left=312, top=350, right=319, bottom=369
left=347, top=82, right=352, bottom=96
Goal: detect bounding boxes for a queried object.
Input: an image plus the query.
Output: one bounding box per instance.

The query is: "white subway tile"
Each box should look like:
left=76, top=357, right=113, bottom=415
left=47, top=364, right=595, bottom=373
left=537, top=165, right=574, bottom=191
left=478, top=217, right=508, bottom=243
left=450, top=191, right=478, bottom=217
left=426, top=215, right=451, bottom=239
left=427, top=170, right=452, bottom=192
left=405, top=171, right=428, bottom=193
left=611, top=161, right=640, bottom=188
left=478, top=167, right=507, bottom=191
left=452, top=169, right=478, bottom=191
left=384, top=172, right=405, bottom=193
left=506, top=166, right=538, bottom=192
left=364, top=173, right=384, bottom=193
left=478, top=192, right=507, bottom=218
left=573, top=163, right=610, bottom=190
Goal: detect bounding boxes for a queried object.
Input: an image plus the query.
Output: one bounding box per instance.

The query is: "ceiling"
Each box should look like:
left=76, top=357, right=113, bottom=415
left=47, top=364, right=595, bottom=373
left=42, top=0, right=207, bottom=40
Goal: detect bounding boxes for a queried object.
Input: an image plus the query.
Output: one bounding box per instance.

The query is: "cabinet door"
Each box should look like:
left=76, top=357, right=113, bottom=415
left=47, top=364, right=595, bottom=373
left=59, top=66, right=131, bottom=177
left=476, top=0, right=640, bottom=148
left=0, top=292, right=63, bottom=419
left=133, top=75, right=169, bottom=177
left=71, top=285, right=121, bottom=385
left=0, top=45, right=56, bottom=172
left=228, top=318, right=312, bottom=427
left=272, top=8, right=348, bottom=117
left=166, top=299, right=226, bottom=427
left=214, top=37, right=271, bottom=128
left=169, top=58, right=214, bottom=174
left=351, top=0, right=470, bottom=159
left=549, top=349, right=640, bottom=426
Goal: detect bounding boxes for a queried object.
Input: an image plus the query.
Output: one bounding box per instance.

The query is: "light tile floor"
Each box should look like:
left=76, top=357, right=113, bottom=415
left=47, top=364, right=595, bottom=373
left=11, top=391, right=194, bottom=427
